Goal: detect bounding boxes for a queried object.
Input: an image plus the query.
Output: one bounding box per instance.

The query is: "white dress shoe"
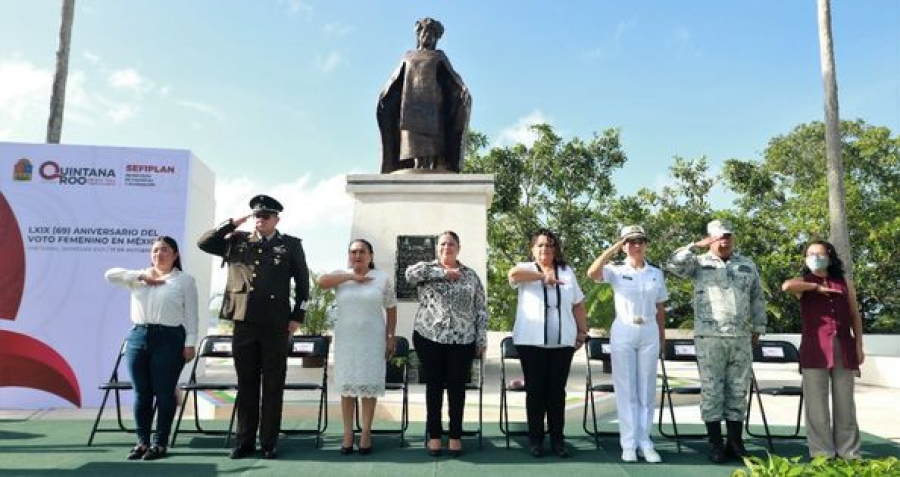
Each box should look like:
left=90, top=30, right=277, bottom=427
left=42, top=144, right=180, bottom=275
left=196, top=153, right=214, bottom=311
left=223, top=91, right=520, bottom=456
left=621, top=448, right=638, bottom=462
left=638, top=447, right=662, bottom=463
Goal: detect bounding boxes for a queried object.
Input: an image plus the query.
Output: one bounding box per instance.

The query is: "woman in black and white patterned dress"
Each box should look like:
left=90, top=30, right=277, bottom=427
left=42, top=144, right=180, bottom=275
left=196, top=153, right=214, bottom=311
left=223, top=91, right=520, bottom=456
left=405, top=231, right=487, bottom=458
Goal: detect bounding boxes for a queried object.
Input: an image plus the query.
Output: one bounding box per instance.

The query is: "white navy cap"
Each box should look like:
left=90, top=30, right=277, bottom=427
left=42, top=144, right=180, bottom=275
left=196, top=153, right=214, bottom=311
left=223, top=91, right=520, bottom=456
left=707, top=219, right=733, bottom=238
left=619, top=225, right=647, bottom=241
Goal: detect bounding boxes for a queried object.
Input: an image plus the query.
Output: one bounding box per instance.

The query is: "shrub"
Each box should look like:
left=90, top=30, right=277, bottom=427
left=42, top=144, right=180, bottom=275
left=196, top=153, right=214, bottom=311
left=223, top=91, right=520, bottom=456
left=731, top=453, right=900, bottom=477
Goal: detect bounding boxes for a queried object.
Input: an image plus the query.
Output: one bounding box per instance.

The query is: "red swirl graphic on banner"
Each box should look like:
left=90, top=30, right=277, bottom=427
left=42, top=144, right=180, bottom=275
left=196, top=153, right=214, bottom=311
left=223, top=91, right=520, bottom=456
left=0, top=192, right=25, bottom=319
left=0, top=192, right=82, bottom=407
left=0, top=330, right=82, bottom=406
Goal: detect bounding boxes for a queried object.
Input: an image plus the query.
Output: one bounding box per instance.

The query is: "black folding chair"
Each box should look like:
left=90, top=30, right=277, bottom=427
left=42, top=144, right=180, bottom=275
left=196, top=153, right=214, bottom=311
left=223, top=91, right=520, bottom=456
left=171, top=335, right=239, bottom=447
left=354, top=336, right=410, bottom=446
left=88, top=340, right=138, bottom=445
left=582, top=336, right=619, bottom=448
left=499, top=336, right=530, bottom=449
left=282, top=335, right=330, bottom=448
left=658, top=338, right=706, bottom=452
left=744, top=340, right=805, bottom=452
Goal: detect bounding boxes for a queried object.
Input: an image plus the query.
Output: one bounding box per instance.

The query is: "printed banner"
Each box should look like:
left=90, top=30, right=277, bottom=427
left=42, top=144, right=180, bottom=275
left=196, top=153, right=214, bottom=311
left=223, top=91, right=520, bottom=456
left=0, top=142, right=192, bottom=408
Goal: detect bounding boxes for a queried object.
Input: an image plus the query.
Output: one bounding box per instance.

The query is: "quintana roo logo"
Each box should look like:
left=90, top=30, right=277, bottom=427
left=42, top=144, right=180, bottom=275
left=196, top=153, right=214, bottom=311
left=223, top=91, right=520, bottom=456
left=0, top=192, right=81, bottom=407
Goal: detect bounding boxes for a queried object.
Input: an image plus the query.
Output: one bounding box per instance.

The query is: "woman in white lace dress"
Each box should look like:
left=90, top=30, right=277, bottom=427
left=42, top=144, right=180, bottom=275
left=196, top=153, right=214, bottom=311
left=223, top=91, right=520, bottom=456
left=318, top=239, right=397, bottom=455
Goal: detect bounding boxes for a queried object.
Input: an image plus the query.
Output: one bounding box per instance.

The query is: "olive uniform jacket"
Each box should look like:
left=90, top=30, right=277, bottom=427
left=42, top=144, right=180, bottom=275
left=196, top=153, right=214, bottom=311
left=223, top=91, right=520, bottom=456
left=198, top=220, right=309, bottom=325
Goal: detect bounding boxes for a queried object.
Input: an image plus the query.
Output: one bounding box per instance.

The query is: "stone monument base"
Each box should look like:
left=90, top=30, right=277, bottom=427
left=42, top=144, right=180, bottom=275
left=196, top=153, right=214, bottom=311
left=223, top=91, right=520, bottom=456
left=345, top=174, right=495, bottom=340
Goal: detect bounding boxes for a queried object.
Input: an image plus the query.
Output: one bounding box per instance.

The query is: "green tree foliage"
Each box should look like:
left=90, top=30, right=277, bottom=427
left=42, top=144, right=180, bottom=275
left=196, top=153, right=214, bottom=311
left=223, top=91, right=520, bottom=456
left=723, top=120, right=900, bottom=333
left=465, top=120, right=898, bottom=333
left=464, top=124, right=627, bottom=330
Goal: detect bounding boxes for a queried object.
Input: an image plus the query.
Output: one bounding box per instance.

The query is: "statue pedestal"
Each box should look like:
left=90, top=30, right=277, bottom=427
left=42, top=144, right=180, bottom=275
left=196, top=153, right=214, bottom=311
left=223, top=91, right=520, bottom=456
left=345, top=173, right=495, bottom=341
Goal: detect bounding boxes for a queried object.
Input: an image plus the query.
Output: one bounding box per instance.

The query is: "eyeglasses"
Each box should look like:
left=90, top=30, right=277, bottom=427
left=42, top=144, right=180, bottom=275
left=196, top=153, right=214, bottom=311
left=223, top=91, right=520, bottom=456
left=625, top=238, right=647, bottom=245
left=254, top=212, right=274, bottom=220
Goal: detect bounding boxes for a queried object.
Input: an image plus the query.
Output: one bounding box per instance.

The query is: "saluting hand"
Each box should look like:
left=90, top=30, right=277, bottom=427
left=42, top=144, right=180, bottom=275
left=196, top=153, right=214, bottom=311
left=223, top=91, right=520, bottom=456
left=543, top=271, right=564, bottom=286
left=139, top=274, right=166, bottom=286
left=351, top=273, right=374, bottom=284
left=814, top=284, right=843, bottom=295
left=693, top=236, right=717, bottom=249
left=231, top=214, right=253, bottom=228
left=444, top=268, right=462, bottom=281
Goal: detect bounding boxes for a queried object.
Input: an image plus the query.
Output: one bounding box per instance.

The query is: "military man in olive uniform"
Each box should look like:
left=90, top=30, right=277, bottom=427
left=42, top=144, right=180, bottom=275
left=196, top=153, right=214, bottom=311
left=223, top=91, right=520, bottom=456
left=665, top=219, right=766, bottom=463
left=198, top=195, right=309, bottom=460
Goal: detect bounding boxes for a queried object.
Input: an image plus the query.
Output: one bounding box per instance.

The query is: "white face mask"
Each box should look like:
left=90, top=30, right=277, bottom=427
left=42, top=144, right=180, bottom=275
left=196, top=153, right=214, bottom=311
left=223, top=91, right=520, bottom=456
left=805, top=255, right=829, bottom=271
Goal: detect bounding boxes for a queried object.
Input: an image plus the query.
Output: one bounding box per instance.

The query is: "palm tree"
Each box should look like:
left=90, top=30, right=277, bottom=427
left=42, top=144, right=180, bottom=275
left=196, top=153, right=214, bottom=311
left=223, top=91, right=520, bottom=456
left=817, top=0, right=854, bottom=279
left=46, top=0, right=75, bottom=144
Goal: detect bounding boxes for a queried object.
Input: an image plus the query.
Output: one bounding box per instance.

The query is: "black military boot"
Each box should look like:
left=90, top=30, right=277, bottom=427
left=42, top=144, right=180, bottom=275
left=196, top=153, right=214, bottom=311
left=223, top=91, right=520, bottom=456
left=725, top=420, right=749, bottom=460
left=705, top=421, right=727, bottom=464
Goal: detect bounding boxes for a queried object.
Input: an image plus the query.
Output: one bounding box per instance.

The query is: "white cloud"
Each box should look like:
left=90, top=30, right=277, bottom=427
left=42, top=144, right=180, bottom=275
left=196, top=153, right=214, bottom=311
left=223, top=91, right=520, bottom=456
left=174, top=99, right=225, bottom=121
left=493, top=110, right=552, bottom=147
left=108, top=68, right=148, bottom=92
left=0, top=59, right=51, bottom=125
left=280, top=0, right=313, bottom=16
left=105, top=103, right=137, bottom=123
left=0, top=58, right=171, bottom=134
left=83, top=51, right=100, bottom=64
left=318, top=51, right=342, bottom=73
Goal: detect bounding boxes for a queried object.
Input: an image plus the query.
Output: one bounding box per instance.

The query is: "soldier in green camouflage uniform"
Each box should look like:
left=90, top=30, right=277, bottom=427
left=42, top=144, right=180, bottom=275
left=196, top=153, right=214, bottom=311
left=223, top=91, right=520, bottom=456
left=665, top=220, right=766, bottom=463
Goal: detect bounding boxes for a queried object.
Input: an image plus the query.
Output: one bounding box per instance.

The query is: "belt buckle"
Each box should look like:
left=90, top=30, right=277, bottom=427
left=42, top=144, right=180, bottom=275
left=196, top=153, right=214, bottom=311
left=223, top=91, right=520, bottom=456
left=633, top=315, right=645, bottom=325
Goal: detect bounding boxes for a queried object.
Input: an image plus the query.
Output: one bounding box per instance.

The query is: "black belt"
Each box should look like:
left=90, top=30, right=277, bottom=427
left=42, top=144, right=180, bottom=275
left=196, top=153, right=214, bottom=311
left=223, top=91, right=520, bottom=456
left=134, top=323, right=181, bottom=329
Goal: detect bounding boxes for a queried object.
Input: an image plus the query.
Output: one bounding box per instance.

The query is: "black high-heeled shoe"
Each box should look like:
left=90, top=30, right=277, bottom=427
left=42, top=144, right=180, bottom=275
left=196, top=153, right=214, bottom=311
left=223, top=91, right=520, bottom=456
left=426, top=439, right=442, bottom=457
left=359, top=434, right=373, bottom=455
left=142, top=445, right=167, bottom=461
left=340, top=445, right=354, bottom=455
left=126, top=445, right=147, bottom=460
left=448, top=439, right=462, bottom=458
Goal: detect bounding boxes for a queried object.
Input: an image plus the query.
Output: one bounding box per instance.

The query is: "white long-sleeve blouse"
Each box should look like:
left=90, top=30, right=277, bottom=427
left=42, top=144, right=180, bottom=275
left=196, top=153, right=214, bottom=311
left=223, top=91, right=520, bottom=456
left=105, top=268, right=200, bottom=346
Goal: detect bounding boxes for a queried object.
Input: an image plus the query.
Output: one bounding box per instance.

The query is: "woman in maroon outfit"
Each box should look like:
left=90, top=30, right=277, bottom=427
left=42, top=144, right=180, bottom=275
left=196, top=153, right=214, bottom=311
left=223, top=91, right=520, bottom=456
left=782, top=240, right=864, bottom=459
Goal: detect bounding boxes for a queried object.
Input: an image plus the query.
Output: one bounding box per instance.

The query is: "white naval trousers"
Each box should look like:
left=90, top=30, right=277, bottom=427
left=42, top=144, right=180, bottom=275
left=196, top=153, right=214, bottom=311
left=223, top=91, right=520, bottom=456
left=610, top=318, right=660, bottom=451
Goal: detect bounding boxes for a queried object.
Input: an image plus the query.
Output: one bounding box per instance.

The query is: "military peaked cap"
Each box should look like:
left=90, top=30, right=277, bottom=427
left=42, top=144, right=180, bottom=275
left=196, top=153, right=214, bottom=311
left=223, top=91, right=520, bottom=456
left=249, top=194, right=283, bottom=214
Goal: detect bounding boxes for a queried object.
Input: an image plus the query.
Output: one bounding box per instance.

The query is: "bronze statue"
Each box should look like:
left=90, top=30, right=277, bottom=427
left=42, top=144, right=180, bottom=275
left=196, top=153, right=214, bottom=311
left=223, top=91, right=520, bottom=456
left=377, top=17, right=471, bottom=173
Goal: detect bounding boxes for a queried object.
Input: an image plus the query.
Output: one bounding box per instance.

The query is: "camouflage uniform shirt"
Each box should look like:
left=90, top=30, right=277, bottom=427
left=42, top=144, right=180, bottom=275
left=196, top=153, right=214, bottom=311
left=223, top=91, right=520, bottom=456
left=665, top=245, right=766, bottom=337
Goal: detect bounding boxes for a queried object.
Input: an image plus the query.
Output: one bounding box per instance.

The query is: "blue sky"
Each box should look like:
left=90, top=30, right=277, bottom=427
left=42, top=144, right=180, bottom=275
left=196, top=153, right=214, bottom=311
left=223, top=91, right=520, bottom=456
left=1, top=0, right=898, bottom=278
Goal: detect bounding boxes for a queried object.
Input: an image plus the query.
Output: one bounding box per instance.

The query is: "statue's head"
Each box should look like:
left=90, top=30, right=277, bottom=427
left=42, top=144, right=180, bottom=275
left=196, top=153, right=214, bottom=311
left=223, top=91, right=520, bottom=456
left=415, top=17, right=444, bottom=50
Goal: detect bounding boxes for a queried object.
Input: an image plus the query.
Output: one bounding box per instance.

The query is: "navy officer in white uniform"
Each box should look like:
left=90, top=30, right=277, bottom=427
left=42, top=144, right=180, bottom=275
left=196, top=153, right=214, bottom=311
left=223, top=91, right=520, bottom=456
left=587, top=225, right=668, bottom=463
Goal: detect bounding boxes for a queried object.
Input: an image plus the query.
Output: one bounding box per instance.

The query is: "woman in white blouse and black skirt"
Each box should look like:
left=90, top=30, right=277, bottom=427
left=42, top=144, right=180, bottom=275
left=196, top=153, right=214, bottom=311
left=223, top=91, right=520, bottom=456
left=508, top=229, right=588, bottom=459
left=406, top=231, right=487, bottom=458
left=105, top=236, right=198, bottom=461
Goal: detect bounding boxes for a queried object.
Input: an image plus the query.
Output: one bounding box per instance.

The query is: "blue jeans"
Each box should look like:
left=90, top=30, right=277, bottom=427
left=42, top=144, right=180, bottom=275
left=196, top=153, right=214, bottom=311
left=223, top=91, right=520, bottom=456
left=125, top=324, right=186, bottom=447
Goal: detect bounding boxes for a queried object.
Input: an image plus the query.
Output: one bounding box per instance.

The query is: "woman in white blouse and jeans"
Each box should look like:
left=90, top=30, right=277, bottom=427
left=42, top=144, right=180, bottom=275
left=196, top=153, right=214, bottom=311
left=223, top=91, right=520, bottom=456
left=587, top=225, right=668, bottom=463
left=105, top=236, right=198, bottom=461
left=406, top=231, right=487, bottom=458
left=509, top=229, right=588, bottom=459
